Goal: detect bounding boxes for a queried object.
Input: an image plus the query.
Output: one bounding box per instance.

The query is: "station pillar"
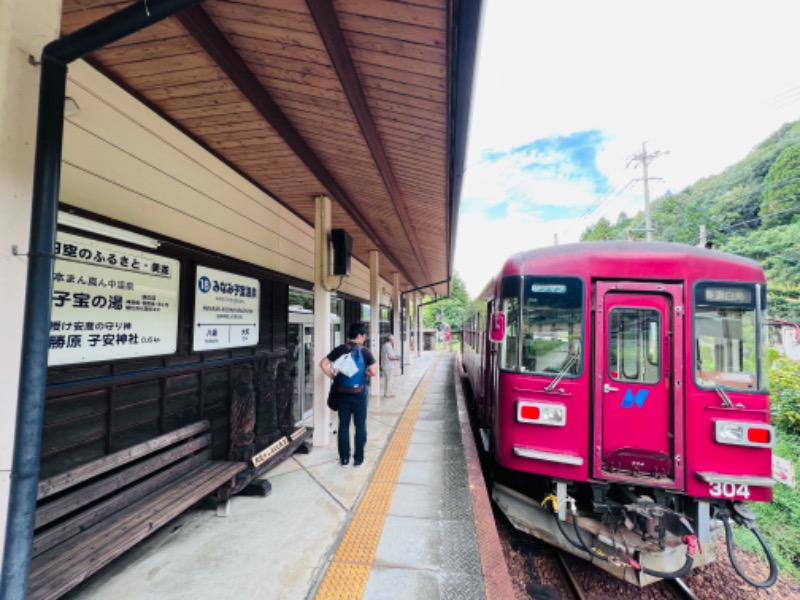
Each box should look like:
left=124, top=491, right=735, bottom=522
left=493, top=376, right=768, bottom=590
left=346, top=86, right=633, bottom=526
left=0, top=0, right=61, bottom=578
left=392, top=272, right=400, bottom=339
left=403, top=293, right=412, bottom=365
left=369, top=250, right=380, bottom=398
left=312, top=195, right=333, bottom=447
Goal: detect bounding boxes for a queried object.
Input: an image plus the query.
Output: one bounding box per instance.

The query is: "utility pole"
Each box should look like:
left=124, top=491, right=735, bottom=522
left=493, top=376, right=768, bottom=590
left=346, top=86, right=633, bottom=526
left=627, top=142, right=668, bottom=241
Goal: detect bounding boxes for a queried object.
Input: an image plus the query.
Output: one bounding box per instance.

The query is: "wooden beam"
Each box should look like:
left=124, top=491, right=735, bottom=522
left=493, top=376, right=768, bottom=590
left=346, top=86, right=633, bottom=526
left=175, top=5, right=417, bottom=287
left=306, top=0, right=432, bottom=285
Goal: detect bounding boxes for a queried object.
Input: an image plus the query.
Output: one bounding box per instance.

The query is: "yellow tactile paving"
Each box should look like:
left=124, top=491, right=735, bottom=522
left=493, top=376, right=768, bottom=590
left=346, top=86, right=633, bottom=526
left=315, top=563, right=371, bottom=600
left=332, top=513, right=386, bottom=563
left=371, top=459, right=405, bottom=483
left=356, top=482, right=397, bottom=515
left=315, top=356, right=442, bottom=600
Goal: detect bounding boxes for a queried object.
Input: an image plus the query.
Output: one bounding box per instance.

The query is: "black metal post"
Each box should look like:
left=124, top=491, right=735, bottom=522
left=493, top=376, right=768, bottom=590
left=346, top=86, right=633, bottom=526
left=1, top=1, right=202, bottom=598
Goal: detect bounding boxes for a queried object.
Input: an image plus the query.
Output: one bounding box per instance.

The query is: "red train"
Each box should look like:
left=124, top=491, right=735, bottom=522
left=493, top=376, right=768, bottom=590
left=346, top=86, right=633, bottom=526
left=462, top=241, right=777, bottom=587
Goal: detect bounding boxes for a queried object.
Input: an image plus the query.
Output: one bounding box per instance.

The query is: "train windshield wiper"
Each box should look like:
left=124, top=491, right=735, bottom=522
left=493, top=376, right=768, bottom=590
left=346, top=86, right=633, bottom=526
left=696, top=359, right=733, bottom=408
left=544, top=352, right=579, bottom=392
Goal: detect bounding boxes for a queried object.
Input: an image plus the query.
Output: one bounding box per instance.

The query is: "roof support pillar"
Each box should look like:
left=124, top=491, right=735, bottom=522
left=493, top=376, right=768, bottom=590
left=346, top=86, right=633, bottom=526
left=391, top=272, right=400, bottom=339
left=403, top=293, right=412, bottom=366
left=369, top=250, right=380, bottom=398
left=415, top=293, right=422, bottom=358
left=313, top=195, right=333, bottom=447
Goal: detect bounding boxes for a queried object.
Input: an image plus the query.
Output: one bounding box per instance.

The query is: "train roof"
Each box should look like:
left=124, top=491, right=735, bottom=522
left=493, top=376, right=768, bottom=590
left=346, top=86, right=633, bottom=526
left=477, top=241, right=764, bottom=299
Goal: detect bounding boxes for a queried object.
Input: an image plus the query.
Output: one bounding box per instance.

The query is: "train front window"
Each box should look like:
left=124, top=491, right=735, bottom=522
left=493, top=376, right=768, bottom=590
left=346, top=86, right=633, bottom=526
left=694, top=283, right=763, bottom=391
left=520, top=277, right=583, bottom=376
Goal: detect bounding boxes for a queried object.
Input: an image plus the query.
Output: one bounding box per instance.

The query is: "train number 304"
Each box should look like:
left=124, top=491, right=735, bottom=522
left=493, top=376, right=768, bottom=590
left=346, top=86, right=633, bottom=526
left=709, top=482, right=750, bottom=499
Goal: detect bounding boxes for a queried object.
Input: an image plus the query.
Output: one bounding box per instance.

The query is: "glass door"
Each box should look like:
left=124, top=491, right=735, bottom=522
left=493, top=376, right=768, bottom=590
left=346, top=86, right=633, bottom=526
left=301, top=324, right=314, bottom=422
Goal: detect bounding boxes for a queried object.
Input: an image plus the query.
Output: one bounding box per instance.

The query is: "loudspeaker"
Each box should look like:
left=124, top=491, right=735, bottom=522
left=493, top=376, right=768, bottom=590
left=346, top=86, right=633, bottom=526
left=330, top=229, right=352, bottom=276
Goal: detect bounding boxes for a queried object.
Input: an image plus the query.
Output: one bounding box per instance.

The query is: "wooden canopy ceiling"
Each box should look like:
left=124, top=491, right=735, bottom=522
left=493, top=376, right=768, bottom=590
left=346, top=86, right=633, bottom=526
left=59, top=0, right=481, bottom=295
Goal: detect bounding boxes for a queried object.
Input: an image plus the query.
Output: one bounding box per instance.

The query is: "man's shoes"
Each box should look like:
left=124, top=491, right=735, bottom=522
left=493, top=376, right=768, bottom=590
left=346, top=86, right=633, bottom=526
left=340, top=458, right=349, bottom=467
left=353, top=459, right=363, bottom=467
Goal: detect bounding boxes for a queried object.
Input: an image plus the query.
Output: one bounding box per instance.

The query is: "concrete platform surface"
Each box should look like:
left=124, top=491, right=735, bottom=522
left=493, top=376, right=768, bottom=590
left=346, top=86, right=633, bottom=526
left=67, top=351, right=513, bottom=600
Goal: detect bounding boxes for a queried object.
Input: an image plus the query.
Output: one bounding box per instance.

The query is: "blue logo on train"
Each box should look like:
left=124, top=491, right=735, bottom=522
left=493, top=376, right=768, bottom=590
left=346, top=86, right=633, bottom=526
left=621, top=388, right=649, bottom=408
left=198, top=276, right=211, bottom=293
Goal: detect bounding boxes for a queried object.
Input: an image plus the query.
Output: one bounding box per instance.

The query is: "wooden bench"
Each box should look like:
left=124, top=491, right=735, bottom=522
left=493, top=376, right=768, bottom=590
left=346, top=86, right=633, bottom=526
left=28, top=420, right=246, bottom=600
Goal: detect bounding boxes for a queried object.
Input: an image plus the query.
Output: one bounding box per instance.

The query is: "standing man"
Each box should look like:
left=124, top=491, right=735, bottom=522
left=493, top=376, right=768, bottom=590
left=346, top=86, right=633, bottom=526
left=381, top=334, right=400, bottom=398
left=320, top=323, right=377, bottom=467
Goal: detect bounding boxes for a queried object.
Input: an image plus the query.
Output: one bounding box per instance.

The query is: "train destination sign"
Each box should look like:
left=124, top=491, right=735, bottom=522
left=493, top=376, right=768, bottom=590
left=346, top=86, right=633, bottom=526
left=48, top=231, right=180, bottom=366
left=193, top=266, right=259, bottom=351
left=704, top=287, right=753, bottom=304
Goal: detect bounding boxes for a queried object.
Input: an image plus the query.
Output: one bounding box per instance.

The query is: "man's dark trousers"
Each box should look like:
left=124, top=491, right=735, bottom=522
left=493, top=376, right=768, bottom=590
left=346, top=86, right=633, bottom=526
left=337, top=388, right=368, bottom=463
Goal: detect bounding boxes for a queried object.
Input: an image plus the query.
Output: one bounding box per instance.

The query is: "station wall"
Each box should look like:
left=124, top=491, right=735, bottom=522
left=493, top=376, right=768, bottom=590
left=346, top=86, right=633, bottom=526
left=60, top=60, right=379, bottom=302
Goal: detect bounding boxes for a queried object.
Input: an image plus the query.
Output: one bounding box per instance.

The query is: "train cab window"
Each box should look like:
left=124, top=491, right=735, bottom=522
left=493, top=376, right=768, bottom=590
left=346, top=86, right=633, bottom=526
left=608, top=308, right=661, bottom=384
left=694, top=283, right=763, bottom=391
left=499, top=277, right=520, bottom=370
left=520, top=277, right=583, bottom=376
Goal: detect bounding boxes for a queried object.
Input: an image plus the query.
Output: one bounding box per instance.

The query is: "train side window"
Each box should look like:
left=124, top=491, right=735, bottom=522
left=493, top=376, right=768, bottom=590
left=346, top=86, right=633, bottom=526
left=608, top=308, right=661, bottom=384
left=500, top=296, right=519, bottom=370
left=499, top=276, right=521, bottom=371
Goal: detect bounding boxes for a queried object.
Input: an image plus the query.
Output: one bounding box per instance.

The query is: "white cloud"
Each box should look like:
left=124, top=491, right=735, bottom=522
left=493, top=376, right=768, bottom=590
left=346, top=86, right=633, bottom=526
left=456, top=0, right=800, bottom=296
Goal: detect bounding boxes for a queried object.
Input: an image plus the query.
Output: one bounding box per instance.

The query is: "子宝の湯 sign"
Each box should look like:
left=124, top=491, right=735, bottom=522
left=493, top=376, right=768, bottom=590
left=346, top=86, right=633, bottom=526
left=48, top=232, right=180, bottom=366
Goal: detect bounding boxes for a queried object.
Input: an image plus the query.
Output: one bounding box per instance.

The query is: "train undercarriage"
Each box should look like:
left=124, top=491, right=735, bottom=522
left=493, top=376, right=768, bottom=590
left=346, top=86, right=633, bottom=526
left=491, top=473, right=777, bottom=588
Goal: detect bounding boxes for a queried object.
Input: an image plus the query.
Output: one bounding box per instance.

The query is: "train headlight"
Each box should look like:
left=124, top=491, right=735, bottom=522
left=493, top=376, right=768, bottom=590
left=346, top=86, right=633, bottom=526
left=517, top=401, right=566, bottom=426
left=714, top=420, right=774, bottom=448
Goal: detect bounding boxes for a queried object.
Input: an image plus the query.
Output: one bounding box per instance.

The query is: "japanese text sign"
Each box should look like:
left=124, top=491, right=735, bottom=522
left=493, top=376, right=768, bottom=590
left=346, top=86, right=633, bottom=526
left=193, top=266, right=259, bottom=351
left=48, top=232, right=180, bottom=366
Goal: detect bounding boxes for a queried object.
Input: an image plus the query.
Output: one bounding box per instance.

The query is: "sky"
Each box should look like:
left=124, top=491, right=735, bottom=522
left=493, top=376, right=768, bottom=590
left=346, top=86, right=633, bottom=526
left=454, top=0, right=800, bottom=297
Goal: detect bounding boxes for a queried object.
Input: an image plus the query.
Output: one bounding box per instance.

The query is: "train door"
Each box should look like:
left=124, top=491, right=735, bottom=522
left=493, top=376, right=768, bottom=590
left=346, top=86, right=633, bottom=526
left=592, top=281, right=685, bottom=489
left=484, top=300, right=499, bottom=433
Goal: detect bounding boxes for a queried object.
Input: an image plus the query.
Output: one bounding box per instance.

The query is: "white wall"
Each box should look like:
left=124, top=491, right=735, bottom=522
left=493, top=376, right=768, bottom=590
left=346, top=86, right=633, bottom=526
left=61, top=61, right=384, bottom=301
left=0, top=0, right=62, bottom=576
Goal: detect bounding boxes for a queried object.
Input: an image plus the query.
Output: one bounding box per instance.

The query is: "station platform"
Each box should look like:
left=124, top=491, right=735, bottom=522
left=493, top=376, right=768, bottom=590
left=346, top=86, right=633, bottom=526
left=69, top=352, right=515, bottom=600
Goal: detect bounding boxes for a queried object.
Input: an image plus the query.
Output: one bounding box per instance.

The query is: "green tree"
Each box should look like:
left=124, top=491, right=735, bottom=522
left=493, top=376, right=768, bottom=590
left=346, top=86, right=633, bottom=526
left=760, top=146, right=800, bottom=228
left=581, top=217, right=615, bottom=241
left=422, top=272, right=471, bottom=332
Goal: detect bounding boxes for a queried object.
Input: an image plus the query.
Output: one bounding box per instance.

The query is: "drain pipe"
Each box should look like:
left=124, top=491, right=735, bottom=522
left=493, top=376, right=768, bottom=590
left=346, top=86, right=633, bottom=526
left=399, top=279, right=450, bottom=373
left=1, top=1, right=202, bottom=598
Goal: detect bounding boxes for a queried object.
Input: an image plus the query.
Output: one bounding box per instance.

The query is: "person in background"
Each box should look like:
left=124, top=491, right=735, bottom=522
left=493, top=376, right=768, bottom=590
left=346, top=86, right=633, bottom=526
left=380, top=334, right=400, bottom=398
left=319, top=323, right=377, bottom=467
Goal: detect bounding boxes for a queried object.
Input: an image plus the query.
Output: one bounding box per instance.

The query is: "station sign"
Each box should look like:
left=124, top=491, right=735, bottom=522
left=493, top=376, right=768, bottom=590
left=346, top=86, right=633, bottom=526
left=48, top=232, right=180, bottom=366
left=193, top=266, right=259, bottom=351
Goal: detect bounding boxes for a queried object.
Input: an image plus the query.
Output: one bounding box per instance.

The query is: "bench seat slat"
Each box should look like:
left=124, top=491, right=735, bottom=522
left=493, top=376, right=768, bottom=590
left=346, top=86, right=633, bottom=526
left=35, top=434, right=211, bottom=529
left=29, top=461, right=245, bottom=600
left=37, top=421, right=210, bottom=501
left=31, top=451, right=211, bottom=558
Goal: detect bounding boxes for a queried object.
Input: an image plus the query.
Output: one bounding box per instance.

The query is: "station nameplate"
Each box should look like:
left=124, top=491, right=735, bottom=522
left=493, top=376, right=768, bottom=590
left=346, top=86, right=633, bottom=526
left=194, top=265, right=259, bottom=351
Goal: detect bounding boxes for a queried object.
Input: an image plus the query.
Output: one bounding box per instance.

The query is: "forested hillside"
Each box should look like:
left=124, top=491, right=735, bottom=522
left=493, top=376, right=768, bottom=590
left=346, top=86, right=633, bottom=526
left=581, top=121, right=800, bottom=321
